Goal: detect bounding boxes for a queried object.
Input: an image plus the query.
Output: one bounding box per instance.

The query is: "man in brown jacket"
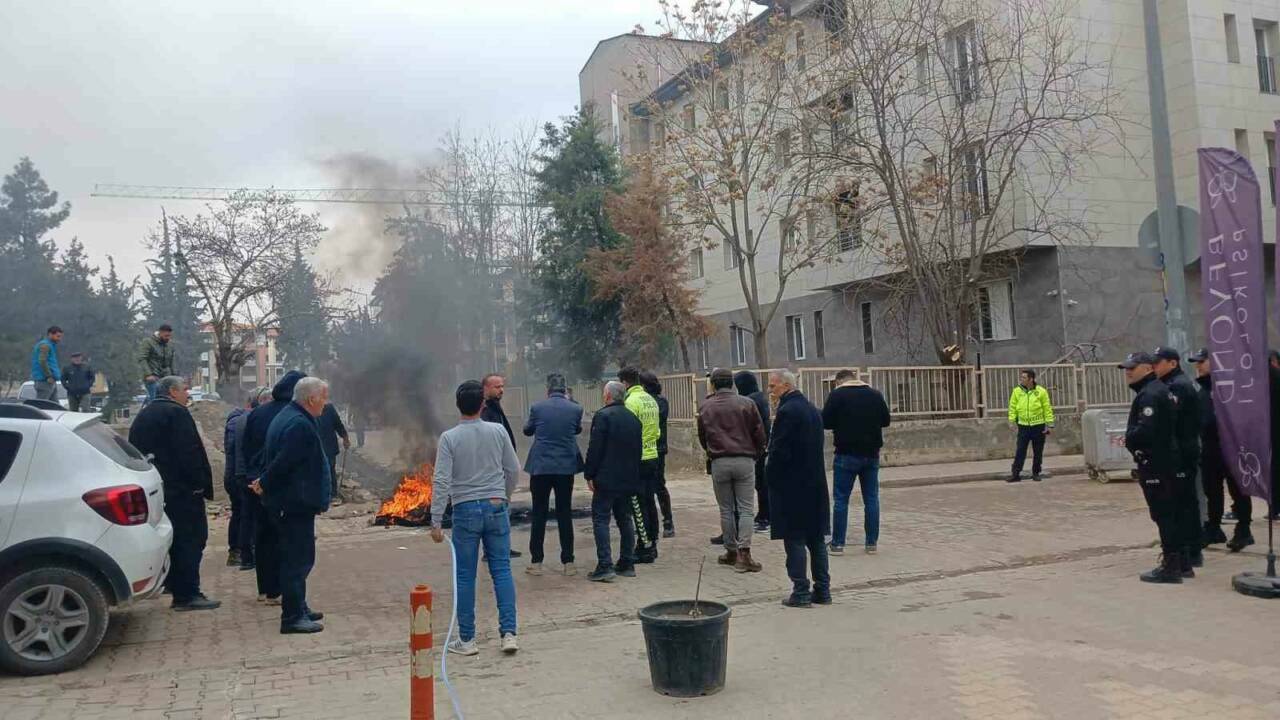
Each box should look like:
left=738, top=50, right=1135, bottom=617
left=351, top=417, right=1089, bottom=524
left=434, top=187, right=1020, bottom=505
left=697, top=368, right=767, bottom=572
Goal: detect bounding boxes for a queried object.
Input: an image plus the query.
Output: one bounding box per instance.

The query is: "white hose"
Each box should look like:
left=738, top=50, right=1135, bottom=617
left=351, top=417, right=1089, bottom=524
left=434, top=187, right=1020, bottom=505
left=441, top=536, right=465, bottom=719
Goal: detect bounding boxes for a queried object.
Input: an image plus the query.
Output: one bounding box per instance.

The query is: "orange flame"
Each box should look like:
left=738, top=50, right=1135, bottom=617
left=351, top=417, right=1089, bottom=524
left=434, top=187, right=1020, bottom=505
left=377, top=463, right=434, bottom=520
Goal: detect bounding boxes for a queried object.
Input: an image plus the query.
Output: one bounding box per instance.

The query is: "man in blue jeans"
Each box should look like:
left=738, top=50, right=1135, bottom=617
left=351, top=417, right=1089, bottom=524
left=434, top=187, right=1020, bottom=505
left=431, top=380, right=521, bottom=656
left=821, top=369, right=891, bottom=555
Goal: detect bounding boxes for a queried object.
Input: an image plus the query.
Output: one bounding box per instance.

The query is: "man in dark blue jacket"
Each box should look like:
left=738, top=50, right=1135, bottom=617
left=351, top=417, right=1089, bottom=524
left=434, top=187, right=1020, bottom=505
left=735, top=371, right=772, bottom=534
left=316, top=402, right=349, bottom=502
left=243, top=370, right=307, bottom=603
left=261, top=376, right=332, bottom=634
left=61, top=352, right=95, bottom=412
left=523, top=373, right=583, bottom=576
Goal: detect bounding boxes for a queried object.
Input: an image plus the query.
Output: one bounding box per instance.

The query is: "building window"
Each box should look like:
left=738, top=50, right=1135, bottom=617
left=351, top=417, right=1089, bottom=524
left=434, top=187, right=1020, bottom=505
left=724, top=232, right=744, bottom=269
left=860, top=302, right=875, bottom=354
left=716, top=83, right=731, bottom=111
left=796, top=29, right=807, bottom=72
left=775, top=130, right=792, bottom=170
left=1267, top=133, right=1277, bottom=206
left=1257, top=22, right=1278, bottom=93
left=682, top=103, right=697, bottom=131
left=780, top=217, right=800, bottom=253
left=629, top=117, right=650, bottom=153
left=915, top=45, right=930, bottom=93
left=1225, top=14, right=1241, bottom=64
left=689, top=247, right=705, bottom=279
left=731, top=325, right=748, bottom=366
left=821, top=0, right=848, bottom=47
left=976, top=280, right=1017, bottom=341
left=786, top=315, right=806, bottom=361
left=835, top=188, right=862, bottom=251
left=949, top=21, right=980, bottom=104
left=697, top=337, right=709, bottom=369
left=655, top=119, right=668, bottom=148
left=958, top=142, right=991, bottom=220
left=813, top=310, right=826, bottom=359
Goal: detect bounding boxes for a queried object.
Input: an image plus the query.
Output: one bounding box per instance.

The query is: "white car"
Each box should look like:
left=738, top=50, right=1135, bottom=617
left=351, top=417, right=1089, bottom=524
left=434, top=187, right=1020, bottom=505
left=0, top=402, right=173, bottom=675
left=16, top=381, right=68, bottom=410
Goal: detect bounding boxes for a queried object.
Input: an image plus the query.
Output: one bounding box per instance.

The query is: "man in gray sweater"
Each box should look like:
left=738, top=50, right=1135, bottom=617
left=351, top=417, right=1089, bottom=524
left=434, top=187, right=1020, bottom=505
left=431, top=380, right=521, bottom=657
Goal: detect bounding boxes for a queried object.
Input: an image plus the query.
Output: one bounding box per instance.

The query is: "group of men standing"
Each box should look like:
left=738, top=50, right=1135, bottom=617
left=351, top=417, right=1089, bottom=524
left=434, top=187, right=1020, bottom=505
left=28, top=322, right=178, bottom=409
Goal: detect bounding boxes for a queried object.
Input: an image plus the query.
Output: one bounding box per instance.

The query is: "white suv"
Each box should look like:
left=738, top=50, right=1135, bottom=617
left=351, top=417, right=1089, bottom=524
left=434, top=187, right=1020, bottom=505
left=0, top=402, right=173, bottom=675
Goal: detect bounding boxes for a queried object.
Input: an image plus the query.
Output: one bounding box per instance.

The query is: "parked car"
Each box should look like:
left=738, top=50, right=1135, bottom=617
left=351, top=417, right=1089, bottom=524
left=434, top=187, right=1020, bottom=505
left=0, top=403, right=173, bottom=675
left=16, top=382, right=68, bottom=410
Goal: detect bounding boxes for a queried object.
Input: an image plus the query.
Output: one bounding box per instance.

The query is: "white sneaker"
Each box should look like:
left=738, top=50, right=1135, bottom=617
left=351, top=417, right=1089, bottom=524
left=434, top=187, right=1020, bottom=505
left=447, top=638, right=479, bottom=656
left=525, top=563, right=543, bottom=576
left=865, top=545, right=878, bottom=555
left=501, top=633, right=519, bottom=654
left=562, top=562, right=577, bottom=576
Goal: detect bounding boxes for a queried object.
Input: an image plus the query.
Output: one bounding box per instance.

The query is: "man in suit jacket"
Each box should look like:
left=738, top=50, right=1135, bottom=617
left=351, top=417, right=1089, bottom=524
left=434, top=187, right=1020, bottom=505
left=523, top=373, right=584, bottom=576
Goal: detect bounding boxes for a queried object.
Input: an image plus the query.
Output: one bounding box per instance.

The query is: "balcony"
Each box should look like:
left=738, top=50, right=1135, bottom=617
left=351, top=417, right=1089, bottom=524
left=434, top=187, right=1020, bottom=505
left=1258, top=54, right=1278, bottom=94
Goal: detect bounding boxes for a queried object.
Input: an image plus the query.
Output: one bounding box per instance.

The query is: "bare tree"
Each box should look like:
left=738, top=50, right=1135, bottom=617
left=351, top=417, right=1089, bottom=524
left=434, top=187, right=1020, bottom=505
left=172, top=190, right=326, bottom=394
left=806, top=0, right=1123, bottom=362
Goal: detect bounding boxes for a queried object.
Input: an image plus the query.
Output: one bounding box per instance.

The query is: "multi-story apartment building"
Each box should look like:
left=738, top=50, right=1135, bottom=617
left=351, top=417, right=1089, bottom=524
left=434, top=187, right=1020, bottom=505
left=581, top=0, right=1280, bottom=370
left=197, top=324, right=285, bottom=393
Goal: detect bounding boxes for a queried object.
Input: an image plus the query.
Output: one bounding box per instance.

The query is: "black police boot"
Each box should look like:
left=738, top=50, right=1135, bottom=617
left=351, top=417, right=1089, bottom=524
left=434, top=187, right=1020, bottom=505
left=1202, top=523, right=1228, bottom=546
left=1187, top=548, right=1204, bottom=568
left=1226, top=526, right=1255, bottom=552
left=1140, top=552, right=1183, bottom=584
left=1177, top=549, right=1196, bottom=578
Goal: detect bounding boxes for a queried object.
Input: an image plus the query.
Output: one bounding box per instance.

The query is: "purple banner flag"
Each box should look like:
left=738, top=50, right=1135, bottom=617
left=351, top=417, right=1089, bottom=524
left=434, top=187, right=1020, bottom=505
left=1198, top=148, right=1271, bottom=503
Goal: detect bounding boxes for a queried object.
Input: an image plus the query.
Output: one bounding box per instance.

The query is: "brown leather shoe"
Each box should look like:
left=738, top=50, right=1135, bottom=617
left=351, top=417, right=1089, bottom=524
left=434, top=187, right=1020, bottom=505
left=734, top=548, right=762, bottom=573
left=717, top=550, right=738, bottom=566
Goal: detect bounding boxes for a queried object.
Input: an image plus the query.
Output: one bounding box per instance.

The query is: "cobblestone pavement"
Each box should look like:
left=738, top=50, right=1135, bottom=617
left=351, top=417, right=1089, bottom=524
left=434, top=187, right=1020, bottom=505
left=2, top=471, right=1277, bottom=719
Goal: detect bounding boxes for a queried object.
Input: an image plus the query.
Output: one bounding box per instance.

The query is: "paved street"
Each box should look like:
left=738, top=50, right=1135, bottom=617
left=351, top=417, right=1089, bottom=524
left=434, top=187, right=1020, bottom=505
left=2, top=470, right=1277, bottom=719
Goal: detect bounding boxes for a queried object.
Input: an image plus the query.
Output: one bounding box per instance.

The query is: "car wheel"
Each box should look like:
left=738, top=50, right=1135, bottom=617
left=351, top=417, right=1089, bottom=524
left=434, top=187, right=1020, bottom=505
left=0, top=566, right=110, bottom=675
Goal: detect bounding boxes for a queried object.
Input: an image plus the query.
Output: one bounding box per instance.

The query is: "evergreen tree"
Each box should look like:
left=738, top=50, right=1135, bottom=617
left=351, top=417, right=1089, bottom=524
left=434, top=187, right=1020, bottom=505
left=95, top=258, right=144, bottom=414
left=142, top=212, right=202, bottom=377
left=527, top=108, right=625, bottom=380
left=273, top=242, right=330, bottom=372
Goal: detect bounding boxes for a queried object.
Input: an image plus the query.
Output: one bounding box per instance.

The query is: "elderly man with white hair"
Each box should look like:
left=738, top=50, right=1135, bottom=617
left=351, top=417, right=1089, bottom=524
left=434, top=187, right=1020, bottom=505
left=261, top=375, right=333, bottom=634
left=582, top=381, right=644, bottom=582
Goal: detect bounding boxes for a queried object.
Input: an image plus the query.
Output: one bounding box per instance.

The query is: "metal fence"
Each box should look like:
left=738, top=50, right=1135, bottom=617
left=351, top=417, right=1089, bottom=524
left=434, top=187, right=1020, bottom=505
left=981, top=364, right=1079, bottom=414
left=1080, top=363, right=1130, bottom=408
left=869, top=365, right=979, bottom=418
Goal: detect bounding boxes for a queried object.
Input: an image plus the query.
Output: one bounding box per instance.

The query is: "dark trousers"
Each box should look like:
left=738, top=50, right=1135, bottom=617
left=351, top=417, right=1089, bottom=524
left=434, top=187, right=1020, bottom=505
left=164, top=492, right=209, bottom=602
left=239, top=489, right=260, bottom=565
left=1140, top=474, right=1180, bottom=554
left=591, top=491, right=635, bottom=570
left=783, top=534, right=830, bottom=598
left=634, top=460, right=660, bottom=553
left=327, top=453, right=339, bottom=497
left=67, top=393, right=88, bottom=412
left=225, top=480, right=242, bottom=551
left=1011, top=424, right=1046, bottom=478
left=278, top=513, right=317, bottom=625
left=255, top=506, right=282, bottom=597
left=529, top=474, right=575, bottom=564
left=655, top=455, right=674, bottom=528
left=1174, top=463, right=1202, bottom=551
left=754, top=456, right=769, bottom=524
left=1203, top=450, right=1251, bottom=528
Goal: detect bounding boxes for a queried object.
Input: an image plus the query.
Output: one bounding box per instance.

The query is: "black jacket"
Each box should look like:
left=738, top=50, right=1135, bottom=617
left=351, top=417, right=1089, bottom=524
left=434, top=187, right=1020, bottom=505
left=1195, top=375, right=1221, bottom=461
left=128, top=396, right=213, bottom=499
left=316, top=403, right=348, bottom=458
left=583, top=400, right=643, bottom=496
left=482, top=398, right=516, bottom=451
left=655, top=395, right=670, bottom=456
left=1125, top=373, right=1179, bottom=483
left=61, top=363, right=95, bottom=396
left=1159, top=366, right=1201, bottom=468
left=223, top=407, right=247, bottom=486
left=766, top=390, right=830, bottom=540
left=822, top=383, right=891, bottom=457
left=734, top=371, right=771, bottom=440
left=243, top=370, right=307, bottom=479
left=261, top=400, right=331, bottom=515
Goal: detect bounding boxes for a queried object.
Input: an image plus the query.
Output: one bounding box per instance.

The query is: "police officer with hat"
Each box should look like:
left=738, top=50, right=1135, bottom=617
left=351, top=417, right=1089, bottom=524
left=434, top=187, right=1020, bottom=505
left=1187, top=349, right=1254, bottom=551
left=1121, top=352, right=1188, bottom=584
left=1150, top=346, right=1203, bottom=570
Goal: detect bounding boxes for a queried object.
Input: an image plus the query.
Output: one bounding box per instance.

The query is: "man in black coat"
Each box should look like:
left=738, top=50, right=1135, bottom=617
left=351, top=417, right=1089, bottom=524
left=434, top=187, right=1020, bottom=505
left=316, top=402, right=349, bottom=502
left=765, top=370, right=831, bottom=608
left=243, top=370, right=307, bottom=603
left=128, top=376, right=220, bottom=611
left=583, top=381, right=643, bottom=583
left=480, top=372, right=523, bottom=557
left=641, top=372, right=676, bottom=537
left=1121, top=353, right=1185, bottom=584
left=735, top=371, right=772, bottom=534
left=60, top=352, right=95, bottom=412
left=1188, top=350, right=1252, bottom=551
left=1152, top=346, right=1203, bottom=569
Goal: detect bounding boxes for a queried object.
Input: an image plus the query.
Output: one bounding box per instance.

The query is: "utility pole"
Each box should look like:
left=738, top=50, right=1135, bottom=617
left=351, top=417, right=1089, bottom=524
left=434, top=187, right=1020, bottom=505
left=1143, top=0, right=1191, bottom=352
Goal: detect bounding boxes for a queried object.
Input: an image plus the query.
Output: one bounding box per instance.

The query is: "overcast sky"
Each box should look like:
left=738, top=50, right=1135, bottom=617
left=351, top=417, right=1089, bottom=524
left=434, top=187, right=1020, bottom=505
left=0, top=0, right=658, bottom=284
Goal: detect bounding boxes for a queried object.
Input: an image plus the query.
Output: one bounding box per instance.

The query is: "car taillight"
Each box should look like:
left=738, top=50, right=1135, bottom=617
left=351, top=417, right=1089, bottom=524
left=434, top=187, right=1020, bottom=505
left=82, top=485, right=149, bottom=526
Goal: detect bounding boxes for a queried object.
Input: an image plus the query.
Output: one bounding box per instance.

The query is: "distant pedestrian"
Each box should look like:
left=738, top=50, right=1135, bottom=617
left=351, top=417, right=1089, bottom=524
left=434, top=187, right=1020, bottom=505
left=766, top=370, right=831, bottom=608
left=619, top=366, right=661, bottom=563
left=481, top=372, right=522, bottom=558
left=734, top=371, right=772, bottom=534
left=698, top=368, right=767, bottom=573
left=137, top=323, right=176, bottom=403
left=823, top=368, right=891, bottom=556
left=1007, top=369, right=1054, bottom=482
left=640, top=371, right=676, bottom=538
left=430, top=380, right=521, bottom=656
left=316, top=401, right=350, bottom=503
left=523, top=373, right=583, bottom=577
left=223, top=394, right=254, bottom=567
left=1152, top=346, right=1203, bottom=570
left=30, top=326, right=62, bottom=402
left=352, top=406, right=368, bottom=448
left=243, top=370, right=308, bottom=604
left=1187, top=350, right=1252, bottom=552
left=1119, top=353, right=1185, bottom=583
left=128, top=376, right=220, bottom=611
left=583, top=381, right=643, bottom=583
left=61, top=351, right=95, bottom=412
left=261, top=377, right=333, bottom=634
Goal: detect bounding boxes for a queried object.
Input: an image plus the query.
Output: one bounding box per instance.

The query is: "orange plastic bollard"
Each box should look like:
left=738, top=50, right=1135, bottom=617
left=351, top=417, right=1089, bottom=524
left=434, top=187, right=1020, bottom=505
left=409, top=584, right=434, bottom=720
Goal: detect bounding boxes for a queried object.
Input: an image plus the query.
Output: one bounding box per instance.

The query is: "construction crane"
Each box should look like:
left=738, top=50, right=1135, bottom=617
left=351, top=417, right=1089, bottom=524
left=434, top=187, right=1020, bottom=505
left=90, top=183, right=546, bottom=208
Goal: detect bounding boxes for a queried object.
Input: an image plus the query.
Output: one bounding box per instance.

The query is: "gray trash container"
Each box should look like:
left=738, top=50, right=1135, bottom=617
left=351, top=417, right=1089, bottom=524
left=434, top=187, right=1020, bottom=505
left=1081, top=408, right=1135, bottom=483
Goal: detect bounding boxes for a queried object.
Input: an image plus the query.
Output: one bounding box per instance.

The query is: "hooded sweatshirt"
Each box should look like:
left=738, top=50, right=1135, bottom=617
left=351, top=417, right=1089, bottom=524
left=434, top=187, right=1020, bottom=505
left=733, top=371, right=771, bottom=440
left=822, top=379, right=891, bottom=457
left=243, top=370, right=307, bottom=478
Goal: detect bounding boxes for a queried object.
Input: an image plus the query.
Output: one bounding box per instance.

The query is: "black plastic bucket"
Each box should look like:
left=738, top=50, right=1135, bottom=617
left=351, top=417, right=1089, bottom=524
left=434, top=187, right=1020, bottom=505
left=638, top=600, right=731, bottom=697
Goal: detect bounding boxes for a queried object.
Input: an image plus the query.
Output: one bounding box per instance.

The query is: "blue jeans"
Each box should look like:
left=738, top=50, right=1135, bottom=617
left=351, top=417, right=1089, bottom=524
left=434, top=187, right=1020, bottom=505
left=832, top=454, right=880, bottom=547
left=144, top=379, right=159, bottom=404
left=450, top=499, right=517, bottom=642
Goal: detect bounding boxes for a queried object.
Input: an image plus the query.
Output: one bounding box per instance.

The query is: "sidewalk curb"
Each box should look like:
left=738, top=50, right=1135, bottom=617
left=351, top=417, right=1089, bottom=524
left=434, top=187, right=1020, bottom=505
left=880, top=465, right=1088, bottom=489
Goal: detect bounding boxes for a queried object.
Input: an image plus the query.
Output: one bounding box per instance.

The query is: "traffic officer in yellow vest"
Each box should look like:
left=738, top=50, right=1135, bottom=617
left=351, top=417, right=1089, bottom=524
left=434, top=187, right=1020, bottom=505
left=1007, top=369, right=1054, bottom=482
left=619, top=366, right=661, bottom=563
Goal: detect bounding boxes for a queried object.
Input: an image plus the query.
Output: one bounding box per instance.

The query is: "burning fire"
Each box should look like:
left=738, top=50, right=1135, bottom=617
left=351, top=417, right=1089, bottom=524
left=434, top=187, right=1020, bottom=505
left=377, top=463, right=434, bottom=524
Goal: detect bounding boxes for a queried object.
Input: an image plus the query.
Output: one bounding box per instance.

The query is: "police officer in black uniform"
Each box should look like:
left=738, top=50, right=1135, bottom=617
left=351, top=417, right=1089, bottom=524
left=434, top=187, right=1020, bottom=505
left=1187, top=349, right=1254, bottom=552
left=1121, top=352, right=1187, bottom=584
left=1151, top=346, right=1204, bottom=571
